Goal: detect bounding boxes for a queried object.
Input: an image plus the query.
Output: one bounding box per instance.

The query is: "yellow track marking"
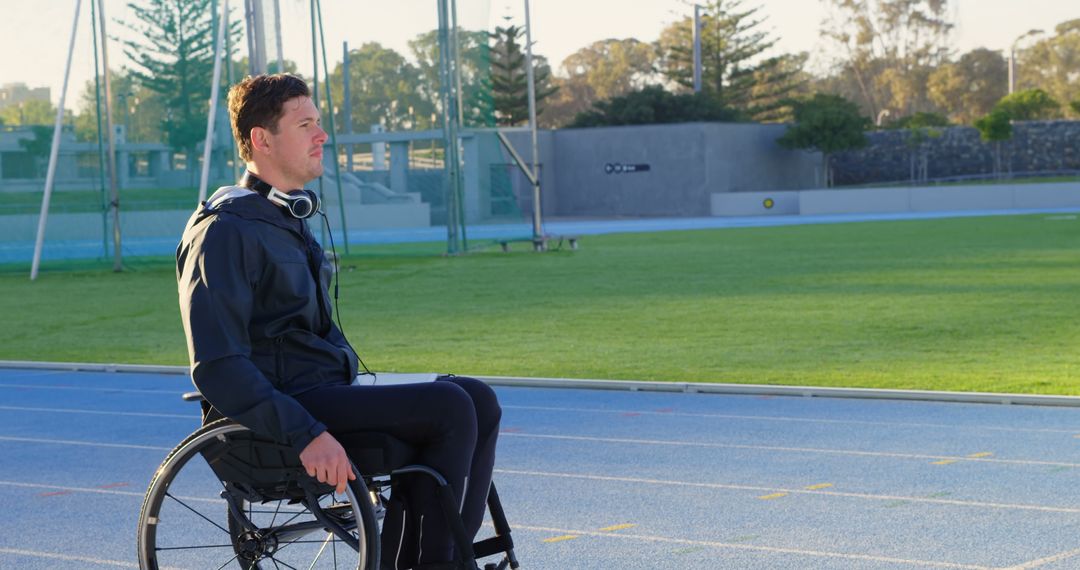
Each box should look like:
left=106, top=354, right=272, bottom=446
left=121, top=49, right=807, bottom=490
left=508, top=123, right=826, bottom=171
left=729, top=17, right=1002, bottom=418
left=804, top=483, right=833, bottom=490
left=543, top=534, right=580, bottom=543
left=758, top=492, right=788, bottom=500
left=599, top=523, right=637, bottom=532
left=931, top=459, right=957, bottom=465
left=967, top=452, right=994, bottom=458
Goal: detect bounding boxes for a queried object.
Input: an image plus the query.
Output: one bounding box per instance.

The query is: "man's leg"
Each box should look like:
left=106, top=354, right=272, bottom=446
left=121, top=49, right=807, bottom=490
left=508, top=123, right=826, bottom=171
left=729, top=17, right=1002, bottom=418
left=294, top=381, right=478, bottom=568
left=436, top=376, right=501, bottom=539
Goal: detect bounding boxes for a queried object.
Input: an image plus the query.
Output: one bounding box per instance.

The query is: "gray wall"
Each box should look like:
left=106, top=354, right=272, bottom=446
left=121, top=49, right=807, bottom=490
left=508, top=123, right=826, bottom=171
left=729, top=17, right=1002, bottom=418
left=504, top=123, right=820, bottom=218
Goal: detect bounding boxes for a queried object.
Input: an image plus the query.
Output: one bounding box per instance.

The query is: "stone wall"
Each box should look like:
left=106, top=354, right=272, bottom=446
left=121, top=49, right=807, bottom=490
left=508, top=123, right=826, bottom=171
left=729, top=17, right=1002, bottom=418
left=830, top=120, right=1080, bottom=186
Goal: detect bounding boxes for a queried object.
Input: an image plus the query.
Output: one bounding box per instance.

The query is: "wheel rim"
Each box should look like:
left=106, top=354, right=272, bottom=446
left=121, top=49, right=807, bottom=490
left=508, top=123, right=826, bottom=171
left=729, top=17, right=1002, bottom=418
left=138, top=422, right=371, bottom=570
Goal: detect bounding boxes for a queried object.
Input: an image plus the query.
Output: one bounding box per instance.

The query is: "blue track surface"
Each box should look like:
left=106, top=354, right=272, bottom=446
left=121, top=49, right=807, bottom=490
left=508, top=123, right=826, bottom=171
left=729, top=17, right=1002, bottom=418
left=1, top=366, right=1079, bottom=569
left=9, top=207, right=1080, bottom=263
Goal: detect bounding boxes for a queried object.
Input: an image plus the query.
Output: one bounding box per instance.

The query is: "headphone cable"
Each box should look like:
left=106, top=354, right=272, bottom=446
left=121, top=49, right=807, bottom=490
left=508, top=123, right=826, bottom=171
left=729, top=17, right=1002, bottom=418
left=319, top=211, right=375, bottom=380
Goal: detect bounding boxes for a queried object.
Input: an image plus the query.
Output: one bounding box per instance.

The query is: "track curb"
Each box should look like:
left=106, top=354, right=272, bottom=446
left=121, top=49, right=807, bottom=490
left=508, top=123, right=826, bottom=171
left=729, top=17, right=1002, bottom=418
left=3, top=360, right=1079, bottom=407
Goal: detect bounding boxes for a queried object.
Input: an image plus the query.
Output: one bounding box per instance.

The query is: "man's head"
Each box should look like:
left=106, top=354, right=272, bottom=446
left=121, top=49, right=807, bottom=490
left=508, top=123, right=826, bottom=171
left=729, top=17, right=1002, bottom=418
left=227, top=74, right=327, bottom=188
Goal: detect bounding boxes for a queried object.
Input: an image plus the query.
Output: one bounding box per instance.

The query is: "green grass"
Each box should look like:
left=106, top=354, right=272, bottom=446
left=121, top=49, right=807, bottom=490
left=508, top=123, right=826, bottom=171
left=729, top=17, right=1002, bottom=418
left=3, top=213, right=1080, bottom=394
left=5, top=187, right=200, bottom=215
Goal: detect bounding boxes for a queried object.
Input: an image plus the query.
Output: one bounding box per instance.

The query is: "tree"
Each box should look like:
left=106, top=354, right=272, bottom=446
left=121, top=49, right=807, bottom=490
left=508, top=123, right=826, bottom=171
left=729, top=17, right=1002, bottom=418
left=656, top=0, right=805, bottom=121
left=974, top=110, right=1012, bottom=178
left=1071, top=100, right=1080, bottom=115
left=118, top=0, right=241, bottom=159
left=568, top=85, right=741, bottom=128
left=777, top=93, right=870, bottom=187
left=408, top=28, right=497, bottom=128
left=1016, top=19, right=1080, bottom=118
left=73, top=70, right=166, bottom=143
left=327, top=42, right=431, bottom=134
left=993, top=88, right=1060, bottom=121
left=542, top=39, right=657, bottom=128
left=927, top=48, right=1007, bottom=124
left=819, top=0, right=953, bottom=120
left=0, top=99, right=56, bottom=126
left=488, top=23, right=557, bottom=126
left=883, top=112, right=947, bottom=183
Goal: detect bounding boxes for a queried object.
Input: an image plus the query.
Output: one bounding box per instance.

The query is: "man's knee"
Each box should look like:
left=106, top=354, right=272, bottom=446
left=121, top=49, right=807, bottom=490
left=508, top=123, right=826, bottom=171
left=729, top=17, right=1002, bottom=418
left=439, top=376, right=502, bottom=431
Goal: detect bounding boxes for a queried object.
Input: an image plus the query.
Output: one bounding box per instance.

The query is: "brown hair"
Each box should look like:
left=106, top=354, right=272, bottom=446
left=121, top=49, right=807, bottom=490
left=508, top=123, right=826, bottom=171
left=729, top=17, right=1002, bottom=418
left=227, top=74, right=311, bottom=162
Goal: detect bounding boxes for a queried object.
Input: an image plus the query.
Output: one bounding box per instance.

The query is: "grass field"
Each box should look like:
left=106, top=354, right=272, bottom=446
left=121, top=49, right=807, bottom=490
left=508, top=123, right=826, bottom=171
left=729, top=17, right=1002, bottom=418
left=3, top=213, right=1080, bottom=394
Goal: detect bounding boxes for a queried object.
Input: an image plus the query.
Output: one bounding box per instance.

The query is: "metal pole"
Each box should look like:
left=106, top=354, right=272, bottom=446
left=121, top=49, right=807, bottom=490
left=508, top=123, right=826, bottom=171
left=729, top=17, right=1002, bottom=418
left=343, top=41, right=353, bottom=172
left=315, top=0, right=349, bottom=253
left=89, top=0, right=109, bottom=259
left=437, top=0, right=462, bottom=254
left=251, top=0, right=267, bottom=73
left=225, top=2, right=240, bottom=181
left=198, top=0, right=229, bottom=205
left=31, top=0, right=82, bottom=280
left=523, top=0, right=543, bottom=246
left=99, top=0, right=122, bottom=271
left=693, top=5, right=702, bottom=93
left=1008, top=52, right=1015, bottom=95
left=272, top=0, right=284, bottom=73
left=450, top=0, right=465, bottom=127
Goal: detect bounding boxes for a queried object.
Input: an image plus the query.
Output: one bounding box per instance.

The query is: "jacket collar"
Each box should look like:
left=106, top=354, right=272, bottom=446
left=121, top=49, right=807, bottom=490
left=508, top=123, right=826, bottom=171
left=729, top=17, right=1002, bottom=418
left=202, top=184, right=304, bottom=235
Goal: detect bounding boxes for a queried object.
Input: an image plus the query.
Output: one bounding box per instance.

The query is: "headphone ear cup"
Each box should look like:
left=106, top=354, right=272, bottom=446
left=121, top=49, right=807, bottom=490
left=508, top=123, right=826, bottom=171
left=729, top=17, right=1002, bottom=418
left=291, top=190, right=320, bottom=219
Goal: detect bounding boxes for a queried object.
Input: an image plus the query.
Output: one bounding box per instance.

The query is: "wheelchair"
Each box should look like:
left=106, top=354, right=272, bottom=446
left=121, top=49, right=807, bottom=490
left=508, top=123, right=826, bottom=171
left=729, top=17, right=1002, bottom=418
left=136, top=391, right=519, bottom=570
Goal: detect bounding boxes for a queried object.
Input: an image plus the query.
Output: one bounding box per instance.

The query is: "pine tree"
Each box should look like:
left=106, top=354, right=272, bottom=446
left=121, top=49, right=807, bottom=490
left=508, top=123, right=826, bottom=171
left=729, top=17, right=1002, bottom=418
left=489, top=22, right=556, bottom=126
left=118, top=0, right=240, bottom=157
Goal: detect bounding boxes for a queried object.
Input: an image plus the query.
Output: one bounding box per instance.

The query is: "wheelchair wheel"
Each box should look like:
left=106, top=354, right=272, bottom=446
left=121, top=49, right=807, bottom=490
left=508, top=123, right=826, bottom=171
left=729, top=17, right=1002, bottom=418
left=137, top=419, right=380, bottom=570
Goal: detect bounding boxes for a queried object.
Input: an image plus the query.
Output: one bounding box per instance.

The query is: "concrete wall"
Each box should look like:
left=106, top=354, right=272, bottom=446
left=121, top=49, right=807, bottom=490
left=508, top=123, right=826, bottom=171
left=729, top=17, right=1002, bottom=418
left=501, top=123, right=820, bottom=218
left=710, top=182, right=1080, bottom=217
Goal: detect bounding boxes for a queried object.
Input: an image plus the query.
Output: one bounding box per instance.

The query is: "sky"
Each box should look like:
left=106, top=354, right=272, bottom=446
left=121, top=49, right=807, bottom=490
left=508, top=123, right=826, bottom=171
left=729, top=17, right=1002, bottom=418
left=2, top=0, right=1077, bottom=110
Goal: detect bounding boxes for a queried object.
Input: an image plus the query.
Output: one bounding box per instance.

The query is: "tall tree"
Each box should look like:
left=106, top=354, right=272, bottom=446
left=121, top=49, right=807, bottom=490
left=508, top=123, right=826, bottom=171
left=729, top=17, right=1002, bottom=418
left=327, top=42, right=431, bottom=134
left=408, top=28, right=496, bottom=128
left=488, top=23, right=557, bottom=127
left=118, top=0, right=240, bottom=158
left=73, top=70, right=166, bottom=143
left=820, top=0, right=953, bottom=120
left=543, top=39, right=657, bottom=128
left=0, top=99, right=56, bottom=126
left=656, top=0, right=805, bottom=121
left=1016, top=19, right=1080, bottom=118
left=926, top=48, right=1007, bottom=124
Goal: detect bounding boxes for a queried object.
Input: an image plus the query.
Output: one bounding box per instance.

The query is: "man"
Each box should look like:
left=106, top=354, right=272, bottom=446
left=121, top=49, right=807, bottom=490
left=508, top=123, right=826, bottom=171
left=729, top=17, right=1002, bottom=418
left=176, top=73, right=500, bottom=570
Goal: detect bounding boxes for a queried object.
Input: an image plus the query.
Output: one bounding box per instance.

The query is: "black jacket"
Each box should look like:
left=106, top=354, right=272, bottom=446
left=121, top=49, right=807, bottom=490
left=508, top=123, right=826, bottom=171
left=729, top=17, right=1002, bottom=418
left=176, top=186, right=359, bottom=453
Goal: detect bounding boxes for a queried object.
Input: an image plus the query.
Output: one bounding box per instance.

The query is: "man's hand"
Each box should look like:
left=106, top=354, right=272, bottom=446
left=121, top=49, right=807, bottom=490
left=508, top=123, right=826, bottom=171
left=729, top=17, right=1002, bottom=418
left=299, top=431, right=356, bottom=494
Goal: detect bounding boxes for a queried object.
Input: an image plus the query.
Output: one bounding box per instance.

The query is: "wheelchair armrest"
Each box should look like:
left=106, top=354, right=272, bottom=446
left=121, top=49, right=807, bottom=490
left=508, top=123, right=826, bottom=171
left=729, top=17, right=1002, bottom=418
left=182, top=391, right=206, bottom=402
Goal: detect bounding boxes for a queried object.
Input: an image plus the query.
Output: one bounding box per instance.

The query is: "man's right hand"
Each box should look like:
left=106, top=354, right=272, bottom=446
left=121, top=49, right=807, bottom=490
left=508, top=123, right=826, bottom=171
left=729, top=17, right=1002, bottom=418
left=299, top=431, right=356, bottom=494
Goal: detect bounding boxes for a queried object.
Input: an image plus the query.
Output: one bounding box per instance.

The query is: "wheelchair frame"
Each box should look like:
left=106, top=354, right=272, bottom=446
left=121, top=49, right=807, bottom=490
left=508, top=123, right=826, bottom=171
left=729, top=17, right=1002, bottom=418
left=136, top=393, right=518, bottom=570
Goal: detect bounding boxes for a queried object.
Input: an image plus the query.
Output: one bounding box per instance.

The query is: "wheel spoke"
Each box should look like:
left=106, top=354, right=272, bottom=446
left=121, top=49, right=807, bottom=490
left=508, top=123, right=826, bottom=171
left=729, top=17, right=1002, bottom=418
left=166, top=491, right=231, bottom=535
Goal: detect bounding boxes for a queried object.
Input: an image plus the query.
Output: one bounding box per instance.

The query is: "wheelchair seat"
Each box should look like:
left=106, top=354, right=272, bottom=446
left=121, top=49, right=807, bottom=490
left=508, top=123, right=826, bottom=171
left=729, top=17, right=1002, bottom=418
left=136, top=393, right=518, bottom=570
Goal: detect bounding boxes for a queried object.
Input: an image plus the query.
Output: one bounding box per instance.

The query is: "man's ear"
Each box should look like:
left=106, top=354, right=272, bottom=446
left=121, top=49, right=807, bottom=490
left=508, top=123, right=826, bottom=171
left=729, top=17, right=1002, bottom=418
left=250, top=126, right=271, bottom=154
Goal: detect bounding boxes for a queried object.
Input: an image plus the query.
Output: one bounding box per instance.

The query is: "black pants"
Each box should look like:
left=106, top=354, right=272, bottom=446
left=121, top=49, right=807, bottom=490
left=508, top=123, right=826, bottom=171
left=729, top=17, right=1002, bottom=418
left=295, top=375, right=501, bottom=568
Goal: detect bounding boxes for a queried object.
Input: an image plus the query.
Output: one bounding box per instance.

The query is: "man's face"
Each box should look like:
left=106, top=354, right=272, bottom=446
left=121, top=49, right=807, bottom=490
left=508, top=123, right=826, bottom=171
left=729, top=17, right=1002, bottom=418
left=265, top=96, right=327, bottom=188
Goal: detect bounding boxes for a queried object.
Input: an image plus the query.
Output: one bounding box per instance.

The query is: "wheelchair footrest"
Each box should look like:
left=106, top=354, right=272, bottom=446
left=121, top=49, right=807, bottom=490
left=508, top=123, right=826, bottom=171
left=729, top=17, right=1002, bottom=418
left=473, top=534, right=514, bottom=560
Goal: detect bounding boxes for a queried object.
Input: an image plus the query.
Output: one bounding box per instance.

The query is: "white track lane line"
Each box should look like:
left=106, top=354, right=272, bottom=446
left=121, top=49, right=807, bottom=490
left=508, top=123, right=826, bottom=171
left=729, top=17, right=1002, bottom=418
left=494, top=469, right=1080, bottom=514
left=0, top=435, right=170, bottom=451
left=506, top=524, right=995, bottom=569
left=503, top=404, right=1080, bottom=435
left=0, top=405, right=194, bottom=419
left=0, top=383, right=181, bottom=395
left=502, top=432, right=1080, bottom=468
left=1003, top=547, right=1080, bottom=569
left=0, top=548, right=142, bottom=568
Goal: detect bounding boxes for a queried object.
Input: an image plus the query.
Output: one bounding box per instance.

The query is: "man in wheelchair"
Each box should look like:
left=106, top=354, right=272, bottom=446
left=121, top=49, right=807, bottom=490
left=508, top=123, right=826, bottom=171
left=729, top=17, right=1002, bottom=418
left=166, top=73, right=508, bottom=570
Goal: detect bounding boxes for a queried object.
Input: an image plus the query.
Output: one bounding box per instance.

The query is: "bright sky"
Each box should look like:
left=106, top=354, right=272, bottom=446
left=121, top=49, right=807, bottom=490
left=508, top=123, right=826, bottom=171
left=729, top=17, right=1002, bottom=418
left=2, top=0, right=1077, bottom=110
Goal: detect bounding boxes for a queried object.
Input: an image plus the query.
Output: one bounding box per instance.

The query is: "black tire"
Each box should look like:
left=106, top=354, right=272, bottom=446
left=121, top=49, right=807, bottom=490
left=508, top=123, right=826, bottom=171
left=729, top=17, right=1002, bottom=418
left=137, top=419, right=380, bottom=570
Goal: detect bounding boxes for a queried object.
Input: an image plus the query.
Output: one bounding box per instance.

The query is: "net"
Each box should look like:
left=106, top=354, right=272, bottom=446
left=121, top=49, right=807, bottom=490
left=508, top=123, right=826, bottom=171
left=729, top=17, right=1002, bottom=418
left=1, top=0, right=541, bottom=274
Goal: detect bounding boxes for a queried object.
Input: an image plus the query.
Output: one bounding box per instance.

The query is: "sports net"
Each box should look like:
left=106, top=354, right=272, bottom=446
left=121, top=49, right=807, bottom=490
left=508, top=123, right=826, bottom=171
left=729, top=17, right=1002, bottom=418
left=1, top=0, right=539, bottom=273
